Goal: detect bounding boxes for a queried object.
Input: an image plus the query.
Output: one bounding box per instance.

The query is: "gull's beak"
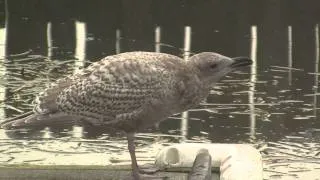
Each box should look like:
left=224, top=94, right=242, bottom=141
left=230, top=57, right=253, bottom=68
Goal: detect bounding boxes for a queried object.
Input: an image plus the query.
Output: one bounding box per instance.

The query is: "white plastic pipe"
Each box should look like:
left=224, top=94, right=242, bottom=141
left=155, top=143, right=262, bottom=180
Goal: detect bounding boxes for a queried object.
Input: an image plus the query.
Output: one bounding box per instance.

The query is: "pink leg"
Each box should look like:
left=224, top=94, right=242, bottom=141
left=127, top=132, right=140, bottom=180
left=126, top=132, right=163, bottom=180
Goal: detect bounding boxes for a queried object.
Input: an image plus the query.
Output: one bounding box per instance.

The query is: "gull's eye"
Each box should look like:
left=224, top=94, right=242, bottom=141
left=210, top=64, right=217, bottom=69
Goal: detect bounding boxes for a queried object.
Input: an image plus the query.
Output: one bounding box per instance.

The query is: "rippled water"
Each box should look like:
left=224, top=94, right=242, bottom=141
left=0, top=52, right=319, bottom=179
left=1, top=1, right=320, bottom=179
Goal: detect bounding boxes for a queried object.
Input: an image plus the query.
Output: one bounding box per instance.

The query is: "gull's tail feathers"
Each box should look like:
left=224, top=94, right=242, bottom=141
left=1, top=112, right=76, bottom=130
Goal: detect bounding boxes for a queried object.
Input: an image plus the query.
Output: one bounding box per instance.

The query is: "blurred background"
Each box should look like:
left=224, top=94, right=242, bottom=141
left=0, top=0, right=320, bottom=179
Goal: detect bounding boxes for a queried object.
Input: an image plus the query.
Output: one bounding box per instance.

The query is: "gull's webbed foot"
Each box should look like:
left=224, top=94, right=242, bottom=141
left=138, top=163, right=162, bottom=174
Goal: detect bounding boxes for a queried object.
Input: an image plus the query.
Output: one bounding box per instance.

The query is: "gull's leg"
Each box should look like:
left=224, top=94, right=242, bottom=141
left=126, top=132, right=163, bottom=180
left=127, top=132, right=140, bottom=180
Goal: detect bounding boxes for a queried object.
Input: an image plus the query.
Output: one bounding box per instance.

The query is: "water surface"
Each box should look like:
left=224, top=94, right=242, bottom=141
left=1, top=1, right=320, bottom=179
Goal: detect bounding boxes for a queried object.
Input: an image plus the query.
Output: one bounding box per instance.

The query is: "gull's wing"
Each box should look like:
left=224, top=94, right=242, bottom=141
left=2, top=52, right=184, bottom=129
left=55, top=52, right=183, bottom=125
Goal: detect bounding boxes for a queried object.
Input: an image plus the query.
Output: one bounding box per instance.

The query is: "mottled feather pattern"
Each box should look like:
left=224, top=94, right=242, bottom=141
left=6, top=51, right=217, bottom=131
left=33, top=52, right=191, bottom=127
left=34, top=75, right=81, bottom=114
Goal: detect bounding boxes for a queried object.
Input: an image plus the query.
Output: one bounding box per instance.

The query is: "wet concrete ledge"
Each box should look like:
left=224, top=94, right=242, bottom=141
left=0, top=165, right=220, bottom=180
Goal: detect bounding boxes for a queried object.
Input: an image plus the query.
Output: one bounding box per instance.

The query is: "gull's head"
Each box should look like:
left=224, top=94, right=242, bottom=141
left=189, top=52, right=252, bottom=84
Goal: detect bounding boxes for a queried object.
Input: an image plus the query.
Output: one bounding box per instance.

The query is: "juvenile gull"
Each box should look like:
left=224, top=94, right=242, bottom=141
left=1, top=51, right=252, bottom=179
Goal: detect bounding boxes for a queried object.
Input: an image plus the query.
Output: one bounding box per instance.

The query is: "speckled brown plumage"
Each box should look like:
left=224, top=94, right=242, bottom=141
left=1, top=51, right=253, bottom=131
left=29, top=52, right=204, bottom=130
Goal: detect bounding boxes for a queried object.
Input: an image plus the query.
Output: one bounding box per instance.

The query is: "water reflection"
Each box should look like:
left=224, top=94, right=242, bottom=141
left=154, top=26, right=161, bottom=53
left=74, top=21, right=86, bottom=72
left=180, top=26, right=192, bottom=141
left=288, top=25, right=293, bottom=85
left=0, top=27, right=7, bottom=139
left=46, top=22, right=53, bottom=58
left=116, top=29, right=121, bottom=54
left=313, top=24, right=319, bottom=119
left=249, top=25, right=258, bottom=138
left=0, top=1, right=320, bottom=179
